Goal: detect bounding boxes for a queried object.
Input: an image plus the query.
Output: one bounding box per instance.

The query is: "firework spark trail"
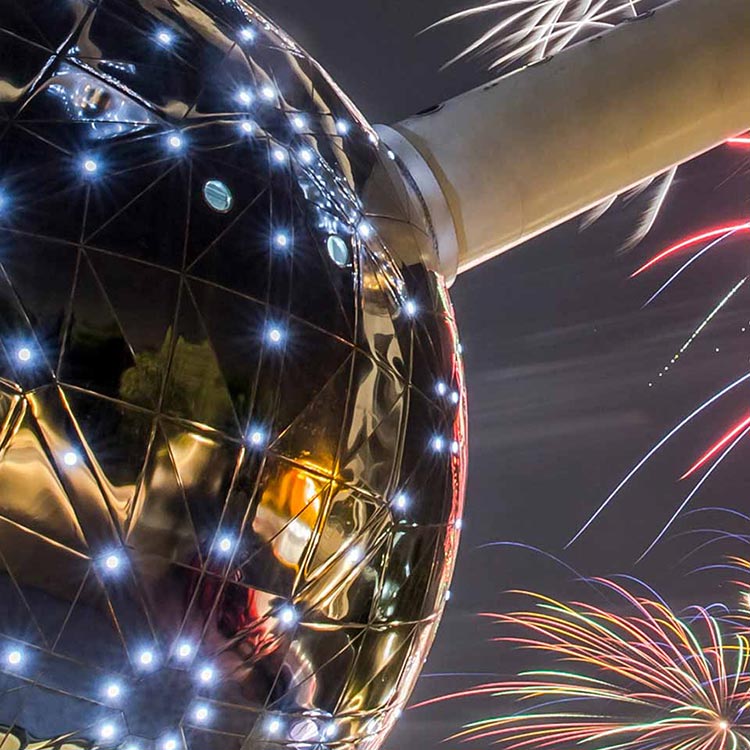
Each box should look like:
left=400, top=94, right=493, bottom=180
left=567, top=372, right=750, bottom=549
left=412, top=580, right=750, bottom=750
left=728, top=137, right=750, bottom=147
left=682, top=414, right=750, bottom=480
left=650, top=278, right=747, bottom=383
left=632, top=222, right=750, bottom=278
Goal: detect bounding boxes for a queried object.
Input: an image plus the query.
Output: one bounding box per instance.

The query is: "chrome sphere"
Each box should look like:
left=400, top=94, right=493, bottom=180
left=0, top=1, right=466, bottom=748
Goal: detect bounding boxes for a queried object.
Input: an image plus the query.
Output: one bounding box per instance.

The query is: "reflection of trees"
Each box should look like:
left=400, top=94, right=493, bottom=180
left=120, top=328, right=239, bottom=427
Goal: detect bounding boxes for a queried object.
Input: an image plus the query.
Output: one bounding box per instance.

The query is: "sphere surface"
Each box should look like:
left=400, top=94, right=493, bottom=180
left=0, top=1, right=466, bottom=748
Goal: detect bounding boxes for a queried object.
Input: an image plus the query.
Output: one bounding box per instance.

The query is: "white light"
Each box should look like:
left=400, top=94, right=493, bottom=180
left=248, top=428, right=265, bottom=447
left=432, top=436, right=444, bottom=452
left=387, top=149, right=396, bottom=160
left=198, top=665, right=214, bottom=684
left=167, top=133, right=184, bottom=151
left=324, top=722, right=337, bottom=739
left=404, top=299, right=418, bottom=317
left=240, top=120, right=254, bottom=135
left=394, top=493, right=408, bottom=511
left=271, top=147, right=287, bottom=164
left=157, top=30, right=174, bottom=46
left=368, top=133, right=378, bottom=145
left=267, top=718, right=282, bottom=735
left=292, top=115, right=306, bottom=131
left=193, top=704, right=210, bottom=723
left=260, top=84, right=275, bottom=101
left=176, top=641, right=193, bottom=660
left=336, top=119, right=350, bottom=135
left=162, top=737, right=178, bottom=750
left=266, top=326, right=284, bottom=345
left=6, top=650, right=22, bottom=666
left=99, top=723, right=116, bottom=741
left=450, top=391, right=460, bottom=405
left=455, top=518, right=464, bottom=531
left=299, top=147, right=313, bottom=164
left=451, top=440, right=460, bottom=454
left=445, top=590, right=452, bottom=601
left=104, top=681, right=122, bottom=700
left=357, top=221, right=373, bottom=239
left=436, top=381, right=447, bottom=396
left=347, top=545, right=364, bottom=564
left=83, top=158, right=98, bottom=174
left=273, top=231, right=290, bottom=249
left=103, top=552, right=122, bottom=572
left=217, top=536, right=233, bottom=554
left=16, top=347, right=32, bottom=363
left=138, top=649, right=155, bottom=667
left=237, top=89, right=253, bottom=107
left=279, top=605, right=297, bottom=626
left=240, top=27, right=256, bottom=42
left=63, top=451, right=78, bottom=466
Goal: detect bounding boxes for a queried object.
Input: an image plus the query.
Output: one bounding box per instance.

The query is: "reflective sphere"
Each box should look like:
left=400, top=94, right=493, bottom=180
left=0, top=1, right=466, bottom=748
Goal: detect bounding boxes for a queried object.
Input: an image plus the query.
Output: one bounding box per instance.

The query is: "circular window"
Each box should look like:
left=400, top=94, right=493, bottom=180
left=326, top=235, right=349, bottom=267
left=203, top=179, right=233, bottom=213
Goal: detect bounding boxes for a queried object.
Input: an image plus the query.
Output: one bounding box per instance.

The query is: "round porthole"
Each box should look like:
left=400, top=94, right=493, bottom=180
left=326, top=235, right=349, bottom=267
left=203, top=179, right=233, bottom=213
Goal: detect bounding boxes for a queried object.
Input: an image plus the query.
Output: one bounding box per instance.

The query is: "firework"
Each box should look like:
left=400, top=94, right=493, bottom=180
left=413, top=579, right=750, bottom=750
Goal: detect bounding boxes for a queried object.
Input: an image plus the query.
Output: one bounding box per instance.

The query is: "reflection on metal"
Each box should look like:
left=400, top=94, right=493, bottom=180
left=0, top=1, right=466, bottom=749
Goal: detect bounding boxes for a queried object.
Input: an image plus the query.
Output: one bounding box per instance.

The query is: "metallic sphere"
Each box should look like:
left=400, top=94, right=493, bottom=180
left=0, top=1, right=466, bottom=748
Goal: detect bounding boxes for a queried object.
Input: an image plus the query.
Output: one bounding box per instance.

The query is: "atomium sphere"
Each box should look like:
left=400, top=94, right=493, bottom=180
left=0, top=1, right=466, bottom=749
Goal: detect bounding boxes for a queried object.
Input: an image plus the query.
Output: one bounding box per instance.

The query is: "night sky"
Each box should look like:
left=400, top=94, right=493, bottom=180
left=257, top=2, right=750, bottom=746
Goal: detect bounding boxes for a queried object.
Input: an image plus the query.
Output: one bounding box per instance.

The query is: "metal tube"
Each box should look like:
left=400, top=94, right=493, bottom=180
left=381, top=0, right=750, bottom=279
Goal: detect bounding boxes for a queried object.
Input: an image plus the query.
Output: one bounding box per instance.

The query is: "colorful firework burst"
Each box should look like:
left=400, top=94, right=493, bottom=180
left=414, top=579, right=750, bottom=750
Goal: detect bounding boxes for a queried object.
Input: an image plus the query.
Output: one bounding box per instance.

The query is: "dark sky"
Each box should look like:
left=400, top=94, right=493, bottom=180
left=253, top=2, right=750, bottom=747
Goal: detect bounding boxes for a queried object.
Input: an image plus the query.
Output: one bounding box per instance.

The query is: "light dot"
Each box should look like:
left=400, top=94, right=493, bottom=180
left=99, top=723, right=116, bottom=741
left=176, top=641, right=193, bottom=660
left=271, top=147, right=287, bottom=164
left=455, top=518, right=464, bottom=531
left=237, top=88, right=253, bottom=107
left=719, top=720, right=729, bottom=731
left=217, top=536, right=233, bottom=554
left=83, top=158, right=98, bottom=174
left=336, top=119, right=350, bottom=135
left=445, top=590, right=452, bottom=602
left=203, top=180, right=233, bottom=213
left=368, top=133, right=378, bottom=145
left=450, top=391, right=460, bottom=405
left=240, top=120, right=254, bottom=135
left=157, top=30, right=174, bottom=46
left=274, top=231, right=290, bottom=250
left=299, top=147, right=314, bottom=164
left=394, top=493, right=408, bottom=511
left=138, top=649, right=155, bottom=667
left=404, top=299, right=418, bottom=317
left=198, top=666, right=214, bottom=684
left=436, top=381, right=447, bottom=396
left=357, top=221, right=373, bottom=239
left=63, top=451, right=79, bottom=466
left=240, top=27, right=255, bottom=42
left=248, top=428, right=265, bottom=447
left=7, top=650, right=22, bottom=666
left=266, top=326, right=284, bottom=345
left=260, top=84, right=275, bottom=101
left=292, top=115, right=306, bottom=131
left=104, top=681, right=122, bottom=700
left=162, top=738, right=178, bottom=750
left=194, top=704, right=210, bottom=723
left=16, top=347, right=32, bottom=363
left=167, top=133, right=184, bottom=151
left=387, top=149, right=396, bottom=160
left=432, top=436, right=444, bottom=452
left=267, top=718, right=282, bottom=735
left=103, top=553, right=122, bottom=572
left=279, top=605, right=297, bottom=626
left=451, top=440, right=460, bottom=454
left=324, top=722, right=337, bottom=739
